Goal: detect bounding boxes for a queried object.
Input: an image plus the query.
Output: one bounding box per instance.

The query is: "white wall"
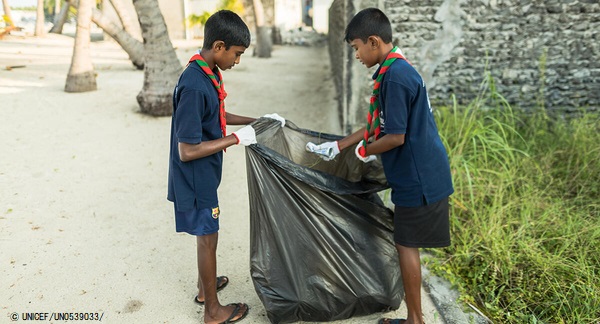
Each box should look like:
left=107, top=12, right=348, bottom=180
left=274, top=0, right=302, bottom=31
left=313, top=0, right=333, bottom=33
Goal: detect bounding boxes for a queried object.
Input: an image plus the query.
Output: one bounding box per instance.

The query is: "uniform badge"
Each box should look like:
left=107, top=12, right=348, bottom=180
left=211, top=207, right=220, bottom=219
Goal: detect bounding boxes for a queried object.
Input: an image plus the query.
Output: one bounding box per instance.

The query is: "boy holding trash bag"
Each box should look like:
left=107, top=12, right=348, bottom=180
left=307, top=8, right=453, bottom=324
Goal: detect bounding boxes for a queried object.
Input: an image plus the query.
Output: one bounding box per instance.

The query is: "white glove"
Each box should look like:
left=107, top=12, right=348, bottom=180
left=355, top=141, right=377, bottom=163
left=263, top=113, right=286, bottom=127
left=305, top=141, right=340, bottom=161
left=232, top=125, right=257, bottom=146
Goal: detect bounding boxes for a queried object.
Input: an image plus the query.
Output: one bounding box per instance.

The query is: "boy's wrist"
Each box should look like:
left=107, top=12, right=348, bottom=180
left=231, top=133, right=240, bottom=144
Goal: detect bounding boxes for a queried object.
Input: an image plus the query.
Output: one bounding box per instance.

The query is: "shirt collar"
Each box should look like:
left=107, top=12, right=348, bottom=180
left=371, top=47, right=399, bottom=80
left=372, top=65, right=382, bottom=80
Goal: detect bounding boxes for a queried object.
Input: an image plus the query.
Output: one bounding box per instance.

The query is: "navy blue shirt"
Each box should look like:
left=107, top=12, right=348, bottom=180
left=168, top=62, right=223, bottom=212
left=376, top=58, right=454, bottom=207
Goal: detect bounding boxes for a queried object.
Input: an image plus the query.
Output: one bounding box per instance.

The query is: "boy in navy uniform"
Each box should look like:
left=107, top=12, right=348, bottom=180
left=307, top=8, right=453, bottom=324
left=168, top=10, right=283, bottom=324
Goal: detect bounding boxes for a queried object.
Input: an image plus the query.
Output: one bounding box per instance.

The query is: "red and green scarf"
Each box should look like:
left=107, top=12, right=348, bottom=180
left=189, top=54, right=227, bottom=138
left=358, top=46, right=410, bottom=157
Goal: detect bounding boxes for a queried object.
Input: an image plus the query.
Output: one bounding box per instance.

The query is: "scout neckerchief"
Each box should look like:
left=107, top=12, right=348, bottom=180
left=188, top=54, right=227, bottom=139
left=358, top=46, right=410, bottom=157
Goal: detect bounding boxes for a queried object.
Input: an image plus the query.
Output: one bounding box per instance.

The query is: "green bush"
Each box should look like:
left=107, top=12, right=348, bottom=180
left=428, top=71, right=600, bottom=323
left=186, top=0, right=244, bottom=29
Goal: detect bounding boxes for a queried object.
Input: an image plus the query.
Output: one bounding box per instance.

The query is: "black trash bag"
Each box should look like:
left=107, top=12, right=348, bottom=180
left=246, top=118, right=403, bottom=323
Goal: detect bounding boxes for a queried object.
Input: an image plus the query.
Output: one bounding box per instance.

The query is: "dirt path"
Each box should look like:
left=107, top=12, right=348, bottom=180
left=0, top=34, right=444, bottom=323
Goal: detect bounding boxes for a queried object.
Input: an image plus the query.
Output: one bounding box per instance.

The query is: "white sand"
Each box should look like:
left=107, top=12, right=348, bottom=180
left=0, top=34, right=443, bottom=323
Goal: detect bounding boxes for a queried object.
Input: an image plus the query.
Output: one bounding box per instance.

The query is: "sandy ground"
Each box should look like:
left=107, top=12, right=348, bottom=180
left=0, top=34, right=445, bottom=323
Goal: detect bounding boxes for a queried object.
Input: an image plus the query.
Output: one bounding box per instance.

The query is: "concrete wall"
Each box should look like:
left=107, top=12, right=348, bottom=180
left=329, top=0, right=600, bottom=133
left=328, top=0, right=381, bottom=134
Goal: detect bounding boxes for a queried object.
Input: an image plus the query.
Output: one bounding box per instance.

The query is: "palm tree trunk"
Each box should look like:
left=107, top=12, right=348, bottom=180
left=108, top=0, right=141, bottom=41
left=2, top=0, right=13, bottom=25
left=252, top=0, right=272, bottom=58
left=65, top=0, right=97, bottom=93
left=91, top=7, right=144, bottom=69
left=50, top=0, right=70, bottom=34
left=132, top=0, right=182, bottom=116
left=35, top=0, right=45, bottom=36
left=68, top=1, right=144, bottom=69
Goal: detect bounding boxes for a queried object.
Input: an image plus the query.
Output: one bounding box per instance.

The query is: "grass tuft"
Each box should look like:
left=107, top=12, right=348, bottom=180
left=427, top=71, right=600, bottom=323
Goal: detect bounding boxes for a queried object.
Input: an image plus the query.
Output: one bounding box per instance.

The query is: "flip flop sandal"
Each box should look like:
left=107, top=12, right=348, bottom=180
left=219, top=303, right=249, bottom=324
left=194, top=275, right=230, bottom=305
left=378, top=319, right=407, bottom=324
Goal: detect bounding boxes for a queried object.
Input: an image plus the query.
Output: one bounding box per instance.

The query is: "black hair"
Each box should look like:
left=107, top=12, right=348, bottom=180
left=344, top=8, right=392, bottom=44
left=202, top=10, right=251, bottom=50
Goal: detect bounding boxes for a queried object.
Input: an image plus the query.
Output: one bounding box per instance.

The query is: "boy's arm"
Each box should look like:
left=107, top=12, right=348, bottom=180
left=226, top=112, right=256, bottom=125
left=362, top=133, right=405, bottom=155
left=178, top=136, right=238, bottom=162
left=339, top=127, right=404, bottom=156
left=337, top=127, right=370, bottom=150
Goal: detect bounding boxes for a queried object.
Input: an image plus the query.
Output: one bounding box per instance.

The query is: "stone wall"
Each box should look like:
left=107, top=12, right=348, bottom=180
left=329, top=0, right=600, bottom=133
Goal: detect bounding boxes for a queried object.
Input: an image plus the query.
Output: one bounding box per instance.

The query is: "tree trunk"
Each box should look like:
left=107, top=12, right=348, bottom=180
left=2, top=0, right=13, bottom=25
left=108, top=0, right=141, bottom=41
left=91, top=7, right=144, bottom=69
left=132, top=0, right=182, bottom=116
left=50, top=0, right=70, bottom=34
left=35, top=0, right=45, bottom=36
left=252, top=0, right=271, bottom=58
left=68, top=1, right=145, bottom=69
left=65, top=0, right=97, bottom=93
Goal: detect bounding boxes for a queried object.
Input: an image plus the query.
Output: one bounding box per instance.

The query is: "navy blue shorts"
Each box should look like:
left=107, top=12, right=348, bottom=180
left=393, top=197, right=450, bottom=248
left=175, top=205, right=220, bottom=236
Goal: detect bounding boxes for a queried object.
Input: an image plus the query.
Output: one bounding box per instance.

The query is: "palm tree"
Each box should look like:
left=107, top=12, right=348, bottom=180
left=132, top=0, right=182, bottom=116
left=2, top=0, right=13, bottom=25
left=90, top=6, right=144, bottom=69
left=50, top=0, right=69, bottom=34
left=35, top=0, right=45, bottom=36
left=108, top=0, right=142, bottom=40
left=252, top=0, right=271, bottom=58
left=65, top=0, right=97, bottom=92
left=64, top=1, right=144, bottom=69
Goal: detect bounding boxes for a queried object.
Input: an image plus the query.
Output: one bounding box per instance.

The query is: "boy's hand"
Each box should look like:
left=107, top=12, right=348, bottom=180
left=305, top=141, right=340, bottom=161
left=263, top=113, right=286, bottom=127
left=355, top=141, right=376, bottom=163
left=232, top=125, right=257, bottom=146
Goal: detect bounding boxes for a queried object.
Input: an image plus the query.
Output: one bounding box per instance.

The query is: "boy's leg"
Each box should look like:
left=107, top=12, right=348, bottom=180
left=396, top=244, right=423, bottom=324
left=391, top=197, right=450, bottom=324
left=196, top=233, right=248, bottom=323
left=196, top=232, right=219, bottom=302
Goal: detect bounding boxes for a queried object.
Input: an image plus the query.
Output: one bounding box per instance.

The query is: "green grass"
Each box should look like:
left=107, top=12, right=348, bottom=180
left=427, top=72, right=600, bottom=323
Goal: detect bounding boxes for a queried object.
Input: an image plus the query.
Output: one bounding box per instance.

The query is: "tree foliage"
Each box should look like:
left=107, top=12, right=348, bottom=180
left=186, top=0, right=243, bottom=28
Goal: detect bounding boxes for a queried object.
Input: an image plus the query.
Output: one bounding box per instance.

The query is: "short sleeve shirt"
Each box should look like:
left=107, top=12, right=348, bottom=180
left=167, top=62, right=223, bottom=212
left=376, top=59, right=454, bottom=207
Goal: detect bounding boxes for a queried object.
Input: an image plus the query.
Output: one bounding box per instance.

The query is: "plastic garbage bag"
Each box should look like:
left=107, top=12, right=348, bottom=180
left=246, top=118, right=403, bottom=323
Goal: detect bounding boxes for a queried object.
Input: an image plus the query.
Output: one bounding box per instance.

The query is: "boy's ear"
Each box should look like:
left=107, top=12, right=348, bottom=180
left=212, top=40, right=226, bottom=52
left=367, top=36, right=380, bottom=49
